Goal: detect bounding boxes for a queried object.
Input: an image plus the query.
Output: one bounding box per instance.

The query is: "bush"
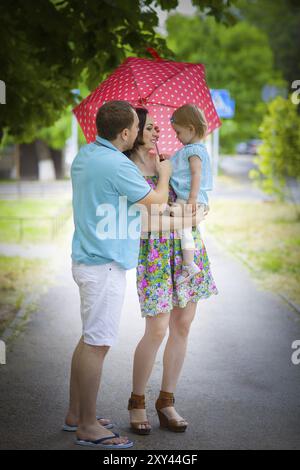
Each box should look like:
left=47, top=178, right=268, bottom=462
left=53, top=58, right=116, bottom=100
left=250, top=96, right=300, bottom=205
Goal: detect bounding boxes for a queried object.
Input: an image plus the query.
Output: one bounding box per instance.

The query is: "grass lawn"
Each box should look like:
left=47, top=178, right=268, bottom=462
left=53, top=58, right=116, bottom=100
left=205, top=199, right=300, bottom=306
left=0, top=255, right=55, bottom=336
left=0, top=179, right=19, bottom=184
left=0, top=198, right=71, bottom=243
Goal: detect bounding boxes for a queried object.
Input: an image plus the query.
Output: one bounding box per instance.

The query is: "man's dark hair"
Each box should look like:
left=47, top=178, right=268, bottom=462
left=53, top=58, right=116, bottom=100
left=96, top=100, right=135, bottom=140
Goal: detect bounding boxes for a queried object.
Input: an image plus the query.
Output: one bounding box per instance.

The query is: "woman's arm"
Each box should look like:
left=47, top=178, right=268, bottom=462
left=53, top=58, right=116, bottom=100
left=141, top=207, right=205, bottom=234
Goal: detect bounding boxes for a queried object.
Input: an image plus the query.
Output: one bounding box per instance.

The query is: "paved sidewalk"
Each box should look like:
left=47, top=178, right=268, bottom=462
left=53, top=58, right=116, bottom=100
left=215, top=155, right=300, bottom=202
left=0, top=234, right=300, bottom=450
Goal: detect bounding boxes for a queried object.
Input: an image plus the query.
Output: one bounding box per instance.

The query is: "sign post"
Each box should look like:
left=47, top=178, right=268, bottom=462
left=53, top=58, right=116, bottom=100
left=210, top=89, right=235, bottom=176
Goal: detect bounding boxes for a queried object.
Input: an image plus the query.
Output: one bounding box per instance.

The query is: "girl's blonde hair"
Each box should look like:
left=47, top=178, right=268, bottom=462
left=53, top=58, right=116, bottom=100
left=171, top=104, right=208, bottom=139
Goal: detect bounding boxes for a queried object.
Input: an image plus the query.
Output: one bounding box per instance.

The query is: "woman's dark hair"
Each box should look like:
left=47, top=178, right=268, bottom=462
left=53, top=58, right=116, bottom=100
left=124, top=107, right=148, bottom=157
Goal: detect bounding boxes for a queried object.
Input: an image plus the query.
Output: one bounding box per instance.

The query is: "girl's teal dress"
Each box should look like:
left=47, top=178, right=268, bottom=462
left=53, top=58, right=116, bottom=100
left=137, top=176, right=218, bottom=317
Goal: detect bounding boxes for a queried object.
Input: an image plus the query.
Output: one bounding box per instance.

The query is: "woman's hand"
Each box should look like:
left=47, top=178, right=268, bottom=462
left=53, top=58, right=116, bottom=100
left=158, top=153, right=169, bottom=162
left=186, top=197, right=198, bottom=215
left=192, top=205, right=206, bottom=226
left=141, top=203, right=208, bottom=234
left=169, top=200, right=201, bottom=218
left=155, top=154, right=172, bottom=179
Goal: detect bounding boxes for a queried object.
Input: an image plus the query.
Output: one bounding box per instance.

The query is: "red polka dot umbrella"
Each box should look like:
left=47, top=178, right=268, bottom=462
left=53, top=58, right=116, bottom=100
left=73, top=55, right=221, bottom=155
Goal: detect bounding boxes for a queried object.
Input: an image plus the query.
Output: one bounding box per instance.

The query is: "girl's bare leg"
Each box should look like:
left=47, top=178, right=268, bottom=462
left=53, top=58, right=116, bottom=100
left=182, top=248, right=195, bottom=265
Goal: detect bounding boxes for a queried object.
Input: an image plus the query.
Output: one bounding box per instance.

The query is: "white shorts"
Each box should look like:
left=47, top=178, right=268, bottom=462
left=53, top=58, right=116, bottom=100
left=72, top=261, right=126, bottom=346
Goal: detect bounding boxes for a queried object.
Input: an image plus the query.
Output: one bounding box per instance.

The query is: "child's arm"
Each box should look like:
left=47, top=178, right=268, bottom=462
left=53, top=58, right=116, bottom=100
left=187, top=156, right=202, bottom=212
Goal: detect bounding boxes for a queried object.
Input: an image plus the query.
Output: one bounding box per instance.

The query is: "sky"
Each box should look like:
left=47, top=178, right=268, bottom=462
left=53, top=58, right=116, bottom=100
left=154, top=0, right=197, bottom=35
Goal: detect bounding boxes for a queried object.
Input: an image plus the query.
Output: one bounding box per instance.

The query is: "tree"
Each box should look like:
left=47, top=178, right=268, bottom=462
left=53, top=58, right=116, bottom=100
left=250, top=96, right=300, bottom=211
left=237, top=0, right=300, bottom=87
left=0, top=0, right=161, bottom=142
left=37, top=110, right=73, bottom=179
left=0, top=0, right=240, bottom=143
left=166, top=14, right=285, bottom=151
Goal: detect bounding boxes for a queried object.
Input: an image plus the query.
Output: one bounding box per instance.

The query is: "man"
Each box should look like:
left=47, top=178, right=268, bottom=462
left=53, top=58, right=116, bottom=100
left=64, top=100, right=172, bottom=448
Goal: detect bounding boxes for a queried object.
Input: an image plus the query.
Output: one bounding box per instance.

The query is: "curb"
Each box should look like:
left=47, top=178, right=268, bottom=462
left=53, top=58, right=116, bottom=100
left=278, top=293, right=300, bottom=316
left=0, top=292, right=39, bottom=344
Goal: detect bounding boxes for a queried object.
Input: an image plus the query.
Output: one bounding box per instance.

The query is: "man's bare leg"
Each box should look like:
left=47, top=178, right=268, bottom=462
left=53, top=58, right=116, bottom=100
left=65, top=338, right=111, bottom=427
left=75, top=342, right=129, bottom=444
left=65, top=337, right=84, bottom=424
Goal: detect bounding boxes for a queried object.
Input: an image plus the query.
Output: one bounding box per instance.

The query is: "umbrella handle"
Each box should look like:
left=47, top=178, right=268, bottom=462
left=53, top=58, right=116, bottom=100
left=154, top=141, right=163, bottom=160
left=146, top=47, right=162, bottom=60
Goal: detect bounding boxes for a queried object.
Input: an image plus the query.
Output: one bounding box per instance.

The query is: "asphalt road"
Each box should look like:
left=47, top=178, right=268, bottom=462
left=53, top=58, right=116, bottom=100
left=1, top=235, right=300, bottom=450
left=217, top=155, right=300, bottom=202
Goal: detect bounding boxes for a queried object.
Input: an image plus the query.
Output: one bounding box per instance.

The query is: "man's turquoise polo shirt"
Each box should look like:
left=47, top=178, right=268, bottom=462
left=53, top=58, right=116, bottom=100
left=71, top=136, right=151, bottom=270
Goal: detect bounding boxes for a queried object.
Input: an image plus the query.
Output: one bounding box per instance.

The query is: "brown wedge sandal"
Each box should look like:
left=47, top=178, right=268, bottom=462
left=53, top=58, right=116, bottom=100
left=155, top=391, right=188, bottom=433
left=128, top=393, right=152, bottom=435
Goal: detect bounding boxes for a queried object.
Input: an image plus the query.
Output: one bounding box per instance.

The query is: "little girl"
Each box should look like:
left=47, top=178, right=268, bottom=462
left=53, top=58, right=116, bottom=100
left=169, top=103, right=213, bottom=286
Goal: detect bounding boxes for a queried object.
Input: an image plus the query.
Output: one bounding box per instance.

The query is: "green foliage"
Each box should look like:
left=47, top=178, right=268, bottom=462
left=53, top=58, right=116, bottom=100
left=37, top=109, right=72, bottom=150
left=250, top=96, right=300, bottom=201
left=166, top=14, right=285, bottom=152
left=237, top=0, right=300, bottom=85
left=153, top=0, right=239, bottom=24
left=0, top=0, right=167, bottom=142
left=0, top=0, right=240, bottom=143
left=36, top=83, right=90, bottom=149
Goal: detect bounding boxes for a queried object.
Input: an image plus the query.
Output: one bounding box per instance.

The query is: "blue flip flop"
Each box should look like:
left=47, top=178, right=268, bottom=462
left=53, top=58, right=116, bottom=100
left=75, top=432, right=134, bottom=449
left=62, top=416, right=114, bottom=432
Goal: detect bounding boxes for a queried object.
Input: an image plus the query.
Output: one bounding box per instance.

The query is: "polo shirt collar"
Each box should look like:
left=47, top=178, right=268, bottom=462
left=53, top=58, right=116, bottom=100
left=96, top=136, right=119, bottom=152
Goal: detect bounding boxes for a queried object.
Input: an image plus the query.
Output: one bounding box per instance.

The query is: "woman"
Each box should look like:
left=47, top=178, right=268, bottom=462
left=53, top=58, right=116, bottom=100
left=127, top=108, right=218, bottom=434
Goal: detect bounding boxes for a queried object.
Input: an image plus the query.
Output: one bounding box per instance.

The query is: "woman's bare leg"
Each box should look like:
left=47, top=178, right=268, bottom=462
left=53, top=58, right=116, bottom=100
left=160, top=301, right=198, bottom=421
left=130, top=312, right=170, bottom=429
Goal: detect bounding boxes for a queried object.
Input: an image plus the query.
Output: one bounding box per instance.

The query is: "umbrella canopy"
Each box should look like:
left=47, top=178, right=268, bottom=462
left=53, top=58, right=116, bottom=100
left=73, top=56, right=221, bottom=155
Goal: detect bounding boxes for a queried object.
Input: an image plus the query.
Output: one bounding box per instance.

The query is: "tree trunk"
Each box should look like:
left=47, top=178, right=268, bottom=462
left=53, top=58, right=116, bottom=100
left=49, top=148, right=64, bottom=179
left=19, top=142, right=39, bottom=180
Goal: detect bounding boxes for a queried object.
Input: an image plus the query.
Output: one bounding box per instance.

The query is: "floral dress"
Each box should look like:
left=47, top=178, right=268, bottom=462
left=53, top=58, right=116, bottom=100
left=137, top=175, right=218, bottom=317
